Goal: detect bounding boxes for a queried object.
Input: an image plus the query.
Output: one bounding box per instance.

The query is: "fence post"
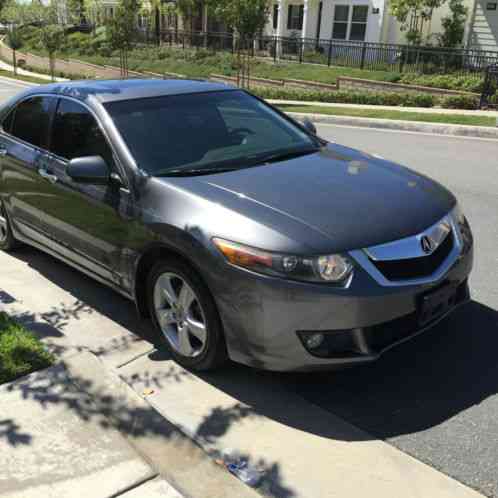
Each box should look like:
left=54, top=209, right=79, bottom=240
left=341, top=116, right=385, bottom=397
left=327, top=41, right=333, bottom=66
left=360, top=42, right=367, bottom=70
left=300, top=38, right=304, bottom=63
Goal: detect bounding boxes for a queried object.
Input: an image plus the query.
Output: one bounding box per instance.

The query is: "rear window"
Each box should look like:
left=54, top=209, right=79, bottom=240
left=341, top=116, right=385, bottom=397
left=10, top=96, right=54, bottom=149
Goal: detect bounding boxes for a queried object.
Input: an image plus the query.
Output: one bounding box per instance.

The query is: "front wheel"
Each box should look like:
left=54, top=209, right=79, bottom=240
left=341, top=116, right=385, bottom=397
left=147, top=258, right=227, bottom=371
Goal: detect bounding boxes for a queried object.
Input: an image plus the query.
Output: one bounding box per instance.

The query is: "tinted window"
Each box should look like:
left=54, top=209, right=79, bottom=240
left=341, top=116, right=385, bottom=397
left=2, top=109, right=15, bottom=133
left=51, top=99, right=114, bottom=166
left=11, top=97, right=53, bottom=148
left=105, top=91, right=316, bottom=176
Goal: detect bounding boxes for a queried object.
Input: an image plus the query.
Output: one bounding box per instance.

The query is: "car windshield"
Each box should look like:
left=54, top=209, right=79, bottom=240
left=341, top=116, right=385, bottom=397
left=104, top=90, right=319, bottom=176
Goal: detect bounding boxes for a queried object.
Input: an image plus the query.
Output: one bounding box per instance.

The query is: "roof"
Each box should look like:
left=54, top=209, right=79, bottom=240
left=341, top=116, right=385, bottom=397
left=26, top=78, right=233, bottom=104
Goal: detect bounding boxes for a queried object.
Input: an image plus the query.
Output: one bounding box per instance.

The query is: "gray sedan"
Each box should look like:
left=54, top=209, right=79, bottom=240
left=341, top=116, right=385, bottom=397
left=0, top=79, right=473, bottom=371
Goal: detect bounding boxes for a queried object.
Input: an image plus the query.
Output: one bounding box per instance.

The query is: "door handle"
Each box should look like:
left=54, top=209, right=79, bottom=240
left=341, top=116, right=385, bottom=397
left=38, top=168, right=58, bottom=184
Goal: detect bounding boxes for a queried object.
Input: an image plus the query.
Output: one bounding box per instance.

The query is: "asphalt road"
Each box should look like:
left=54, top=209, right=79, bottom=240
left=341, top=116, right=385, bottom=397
left=284, top=124, right=498, bottom=497
left=1, top=78, right=497, bottom=496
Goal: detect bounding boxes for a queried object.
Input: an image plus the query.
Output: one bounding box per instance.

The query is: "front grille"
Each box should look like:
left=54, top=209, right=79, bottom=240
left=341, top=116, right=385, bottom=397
left=370, top=231, right=454, bottom=281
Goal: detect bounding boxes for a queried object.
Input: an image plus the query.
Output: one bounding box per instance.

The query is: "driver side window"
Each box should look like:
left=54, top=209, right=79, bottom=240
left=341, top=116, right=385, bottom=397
left=51, top=98, right=115, bottom=168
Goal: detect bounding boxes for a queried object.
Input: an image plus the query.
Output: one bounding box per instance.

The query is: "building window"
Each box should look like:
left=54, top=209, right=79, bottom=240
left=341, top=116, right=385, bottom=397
left=273, top=4, right=279, bottom=30
left=350, top=6, right=369, bottom=41
left=332, top=5, right=350, bottom=39
left=287, top=4, right=304, bottom=30
left=332, top=5, right=369, bottom=41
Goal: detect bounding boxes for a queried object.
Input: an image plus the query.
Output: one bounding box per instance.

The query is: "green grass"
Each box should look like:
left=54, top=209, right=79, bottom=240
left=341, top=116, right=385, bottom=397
left=278, top=104, right=496, bottom=127
left=0, top=312, right=54, bottom=384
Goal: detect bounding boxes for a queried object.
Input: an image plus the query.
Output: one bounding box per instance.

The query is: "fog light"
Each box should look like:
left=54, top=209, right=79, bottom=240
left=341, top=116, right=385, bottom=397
left=305, top=333, right=325, bottom=350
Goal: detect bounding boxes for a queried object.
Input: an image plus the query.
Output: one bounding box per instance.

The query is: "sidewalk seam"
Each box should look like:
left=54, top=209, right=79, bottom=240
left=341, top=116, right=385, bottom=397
left=109, top=474, right=159, bottom=498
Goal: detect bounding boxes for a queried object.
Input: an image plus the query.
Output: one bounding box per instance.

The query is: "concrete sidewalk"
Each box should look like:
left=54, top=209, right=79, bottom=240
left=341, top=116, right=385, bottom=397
left=0, top=360, right=176, bottom=498
left=0, top=58, right=68, bottom=82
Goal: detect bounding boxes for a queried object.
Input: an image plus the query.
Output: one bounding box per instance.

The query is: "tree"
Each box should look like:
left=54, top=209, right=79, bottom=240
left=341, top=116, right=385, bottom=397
left=176, top=0, right=202, bottom=32
left=439, top=0, right=468, bottom=47
left=5, top=26, right=22, bottom=75
left=67, top=0, right=86, bottom=24
left=1, top=0, right=47, bottom=26
left=40, top=24, right=65, bottom=81
left=207, top=0, right=270, bottom=40
left=1, top=1, right=65, bottom=80
left=107, top=0, right=139, bottom=77
left=389, top=0, right=446, bottom=45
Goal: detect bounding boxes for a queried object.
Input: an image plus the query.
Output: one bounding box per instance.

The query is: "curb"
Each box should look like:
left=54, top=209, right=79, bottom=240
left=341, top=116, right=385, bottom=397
left=64, top=351, right=260, bottom=498
left=288, top=111, right=498, bottom=139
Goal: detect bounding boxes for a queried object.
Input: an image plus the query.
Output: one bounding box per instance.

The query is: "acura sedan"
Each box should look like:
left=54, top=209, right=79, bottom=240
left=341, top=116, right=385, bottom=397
left=0, top=79, right=473, bottom=371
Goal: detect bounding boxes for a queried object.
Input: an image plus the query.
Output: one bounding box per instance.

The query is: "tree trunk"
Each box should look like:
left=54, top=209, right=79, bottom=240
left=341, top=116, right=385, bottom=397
left=12, top=49, right=17, bottom=76
left=155, top=6, right=161, bottom=46
left=49, top=53, right=56, bottom=82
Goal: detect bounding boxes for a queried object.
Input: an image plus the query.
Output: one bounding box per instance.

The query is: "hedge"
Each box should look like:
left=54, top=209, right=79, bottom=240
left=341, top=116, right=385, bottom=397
left=398, top=73, right=484, bottom=94
left=251, top=86, right=436, bottom=108
left=440, top=95, right=480, bottom=110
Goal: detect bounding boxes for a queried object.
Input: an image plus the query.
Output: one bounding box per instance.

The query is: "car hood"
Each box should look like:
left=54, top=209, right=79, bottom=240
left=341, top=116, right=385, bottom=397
left=159, top=144, right=455, bottom=253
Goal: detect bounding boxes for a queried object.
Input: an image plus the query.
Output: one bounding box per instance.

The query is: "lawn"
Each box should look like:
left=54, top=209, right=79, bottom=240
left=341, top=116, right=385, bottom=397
left=0, top=312, right=54, bottom=384
left=278, top=104, right=496, bottom=127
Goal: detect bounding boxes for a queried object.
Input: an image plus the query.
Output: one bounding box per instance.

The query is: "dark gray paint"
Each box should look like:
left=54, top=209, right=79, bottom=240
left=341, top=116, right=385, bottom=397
left=0, top=80, right=472, bottom=371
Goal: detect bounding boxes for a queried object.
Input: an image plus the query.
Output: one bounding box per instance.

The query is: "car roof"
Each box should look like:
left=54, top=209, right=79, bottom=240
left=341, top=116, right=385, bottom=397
left=26, top=78, right=234, bottom=104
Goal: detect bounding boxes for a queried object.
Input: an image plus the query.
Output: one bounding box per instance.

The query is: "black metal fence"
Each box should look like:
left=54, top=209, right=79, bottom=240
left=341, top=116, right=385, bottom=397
left=136, top=28, right=498, bottom=76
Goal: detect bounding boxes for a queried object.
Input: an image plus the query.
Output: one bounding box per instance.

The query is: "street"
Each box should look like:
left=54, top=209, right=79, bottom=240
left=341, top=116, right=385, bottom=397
left=0, top=77, right=497, bottom=497
left=288, top=124, right=498, bottom=497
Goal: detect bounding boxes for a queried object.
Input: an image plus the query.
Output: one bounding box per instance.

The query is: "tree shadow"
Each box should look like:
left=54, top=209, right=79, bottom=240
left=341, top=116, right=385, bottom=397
left=1, top=360, right=295, bottom=498
left=8, top=246, right=156, bottom=345
left=0, top=419, right=32, bottom=447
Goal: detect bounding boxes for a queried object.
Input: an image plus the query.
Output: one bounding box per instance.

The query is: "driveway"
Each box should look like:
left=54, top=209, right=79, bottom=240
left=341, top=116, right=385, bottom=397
left=0, top=78, right=497, bottom=497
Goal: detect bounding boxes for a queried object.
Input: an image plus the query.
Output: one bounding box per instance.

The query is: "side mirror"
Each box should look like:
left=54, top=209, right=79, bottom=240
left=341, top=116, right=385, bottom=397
left=67, top=156, right=110, bottom=185
left=302, top=118, right=317, bottom=135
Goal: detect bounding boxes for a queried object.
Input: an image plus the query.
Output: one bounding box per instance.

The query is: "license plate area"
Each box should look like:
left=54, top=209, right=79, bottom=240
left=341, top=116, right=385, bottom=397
left=418, top=283, right=458, bottom=327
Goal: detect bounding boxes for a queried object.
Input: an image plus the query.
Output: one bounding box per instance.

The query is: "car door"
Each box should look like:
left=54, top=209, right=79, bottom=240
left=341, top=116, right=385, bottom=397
left=44, top=96, right=135, bottom=289
left=0, top=95, right=58, bottom=243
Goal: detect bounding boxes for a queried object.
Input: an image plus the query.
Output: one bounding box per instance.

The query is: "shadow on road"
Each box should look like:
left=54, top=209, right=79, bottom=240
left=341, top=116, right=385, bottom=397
left=283, top=300, right=498, bottom=439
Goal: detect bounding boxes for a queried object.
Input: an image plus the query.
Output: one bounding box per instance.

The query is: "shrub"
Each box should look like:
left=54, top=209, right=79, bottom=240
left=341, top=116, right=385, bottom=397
left=252, top=86, right=436, bottom=108
left=398, top=73, right=483, bottom=93
left=441, top=94, right=479, bottom=109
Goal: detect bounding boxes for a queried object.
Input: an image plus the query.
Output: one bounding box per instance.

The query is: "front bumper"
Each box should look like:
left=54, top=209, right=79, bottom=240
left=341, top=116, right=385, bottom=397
left=211, top=226, right=473, bottom=372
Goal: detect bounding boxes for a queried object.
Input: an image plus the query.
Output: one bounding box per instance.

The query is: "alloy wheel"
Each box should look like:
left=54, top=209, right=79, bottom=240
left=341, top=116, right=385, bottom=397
left=153, top=272, right=208, bottom=358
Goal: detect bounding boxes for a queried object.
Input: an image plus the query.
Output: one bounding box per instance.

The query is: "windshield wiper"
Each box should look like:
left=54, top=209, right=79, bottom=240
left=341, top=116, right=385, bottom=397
left=248, top=146, right=320, bottom=166
left=157, top=167, right=239, bottom=177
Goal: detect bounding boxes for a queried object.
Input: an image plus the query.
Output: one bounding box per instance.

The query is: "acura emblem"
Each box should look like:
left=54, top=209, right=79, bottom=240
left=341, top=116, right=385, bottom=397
left=421, top=235, right=435, bottom=254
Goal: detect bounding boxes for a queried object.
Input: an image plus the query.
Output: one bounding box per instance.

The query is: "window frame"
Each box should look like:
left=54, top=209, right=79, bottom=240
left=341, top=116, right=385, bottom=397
left=49, top=95, right=129, bottom=188
left=332, top=4, right=369, bottom=42
left=1, top=94, right=57, bottom=152
left=287, top=4, right=304, bottom=31
left=350, top=5, right=369, bottom=41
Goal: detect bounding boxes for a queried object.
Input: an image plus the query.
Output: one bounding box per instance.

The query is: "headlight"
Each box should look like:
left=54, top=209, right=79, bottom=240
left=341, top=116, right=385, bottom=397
left=451, top=203, right=473, bottom=251
left=213, top=238, right=354, bottom=284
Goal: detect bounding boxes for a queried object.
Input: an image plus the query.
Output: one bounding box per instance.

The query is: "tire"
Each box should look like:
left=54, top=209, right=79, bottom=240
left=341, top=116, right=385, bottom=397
left=147, top=258, right=227, bottom=371
left=0, top=201, right=19, bottom=252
